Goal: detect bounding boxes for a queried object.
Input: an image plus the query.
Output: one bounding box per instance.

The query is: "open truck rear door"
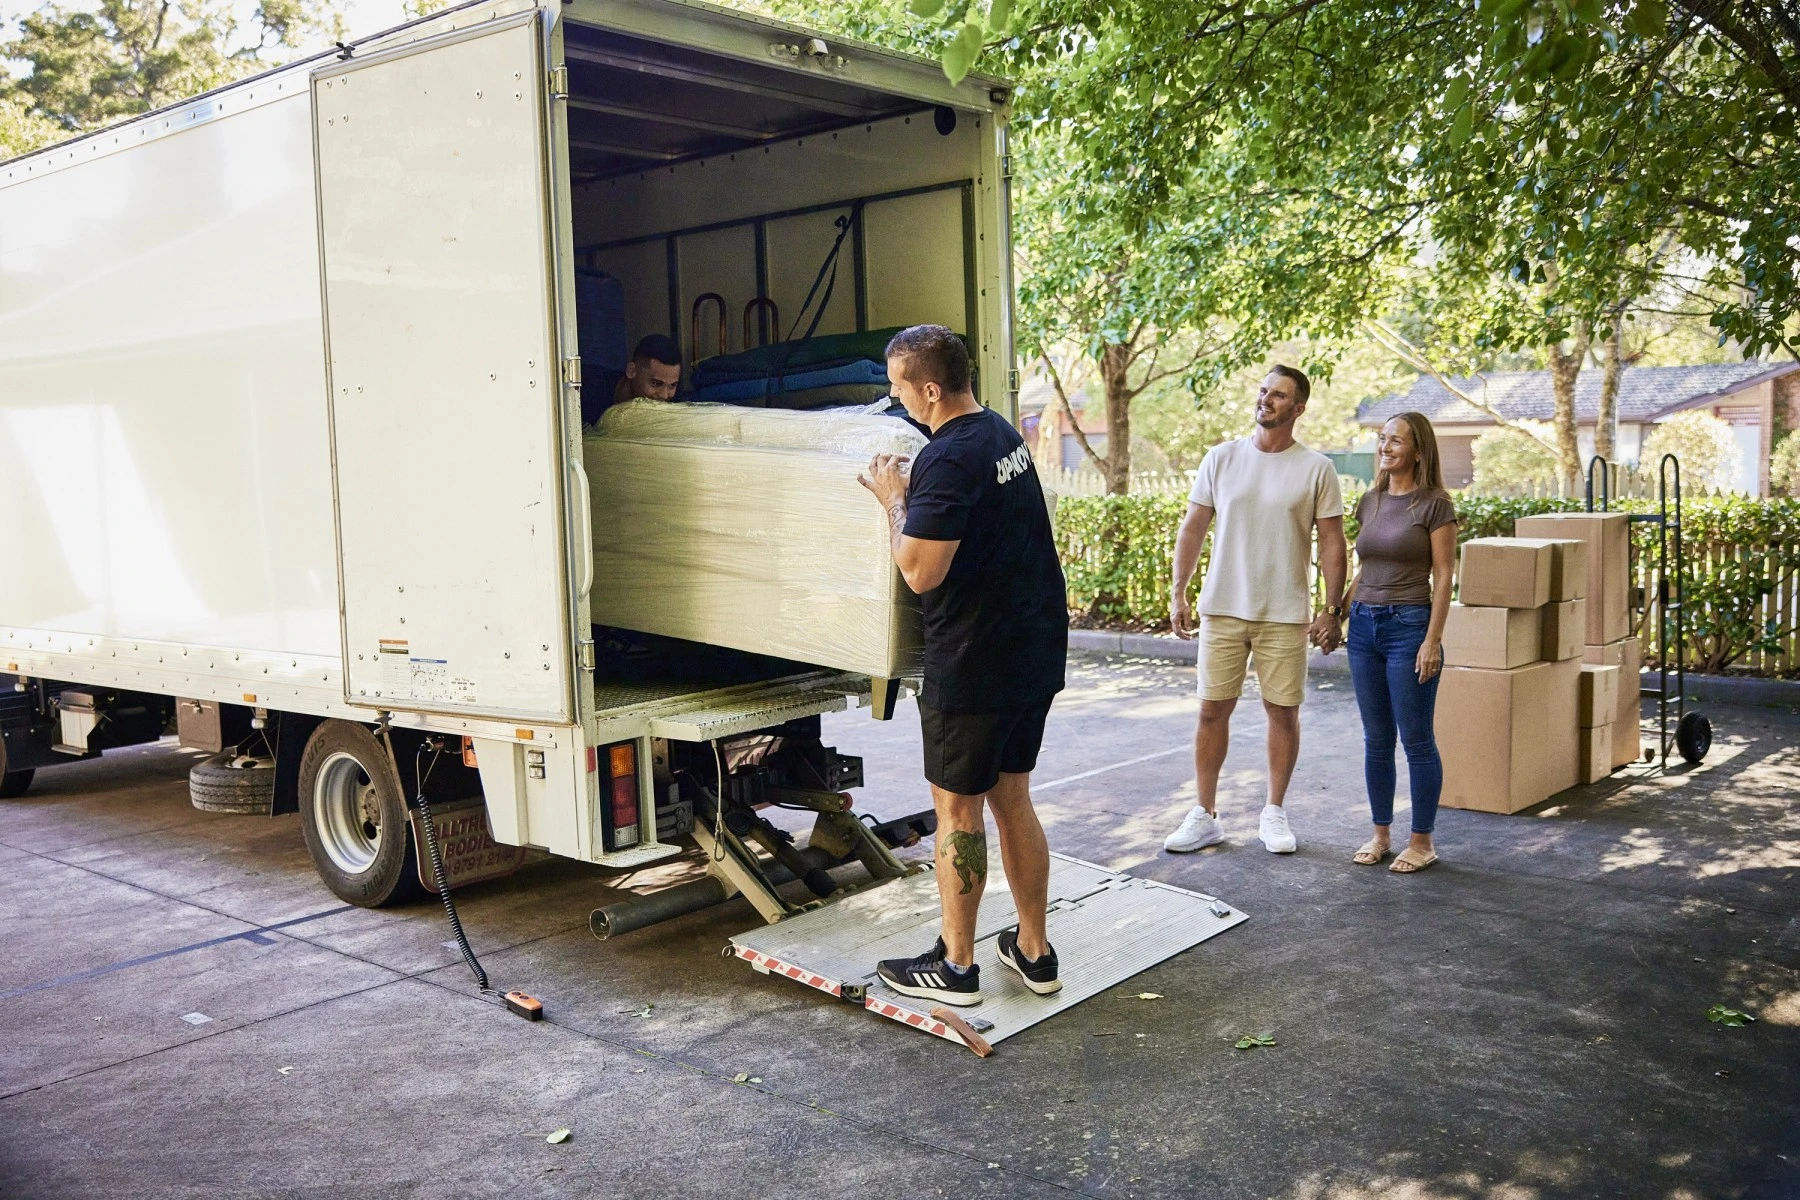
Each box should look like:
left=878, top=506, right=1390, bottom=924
left=311, top=10, right=588, bottom=725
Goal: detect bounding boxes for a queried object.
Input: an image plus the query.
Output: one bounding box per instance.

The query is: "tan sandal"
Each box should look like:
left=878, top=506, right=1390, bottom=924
left=1390, top=846, right=1439, bottom=874
left=1352, top=839, right=1389, bottom=866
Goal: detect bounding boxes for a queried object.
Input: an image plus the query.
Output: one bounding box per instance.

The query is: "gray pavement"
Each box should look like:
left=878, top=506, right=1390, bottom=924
left=1, top=655, right=1796, bottom=1198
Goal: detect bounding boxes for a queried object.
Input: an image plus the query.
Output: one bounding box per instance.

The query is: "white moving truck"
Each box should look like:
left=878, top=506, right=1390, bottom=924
left=0, top=0, right=1016, bottom=926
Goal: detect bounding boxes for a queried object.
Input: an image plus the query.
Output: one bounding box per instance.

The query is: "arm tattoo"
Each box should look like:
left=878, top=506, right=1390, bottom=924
left=887, top=501, right=907, bottom=552
left=940, top=829, right=988, bottom=895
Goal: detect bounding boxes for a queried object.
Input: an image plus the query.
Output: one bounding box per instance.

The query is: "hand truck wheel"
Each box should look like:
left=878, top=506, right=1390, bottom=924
left=1675, top=710, right=1712, bottom=764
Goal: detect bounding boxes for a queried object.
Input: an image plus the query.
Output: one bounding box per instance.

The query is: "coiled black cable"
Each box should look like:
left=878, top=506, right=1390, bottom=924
left=414, top=740, right=491, bottom=994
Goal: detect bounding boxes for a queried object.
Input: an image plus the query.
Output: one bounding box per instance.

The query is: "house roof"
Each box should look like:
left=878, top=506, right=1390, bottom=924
left=1017, top=371, right=1094, bottom=416
left=1358, top=361, right=1797, bottom=428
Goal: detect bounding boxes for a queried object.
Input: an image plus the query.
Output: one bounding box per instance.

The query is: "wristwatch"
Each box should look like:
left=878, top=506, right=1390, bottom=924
left=1324, top=604, right=1345, bottom=619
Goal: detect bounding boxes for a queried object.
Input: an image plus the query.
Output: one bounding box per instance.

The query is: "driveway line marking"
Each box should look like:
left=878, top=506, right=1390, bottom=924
left=1034, top=745, right=1188, bottom=791
left=0, top=906, right=352, bottom=1001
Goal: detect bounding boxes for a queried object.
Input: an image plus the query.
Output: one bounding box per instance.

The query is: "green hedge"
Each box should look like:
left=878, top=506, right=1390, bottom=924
left=1055, top=490, right=1800, bottom=676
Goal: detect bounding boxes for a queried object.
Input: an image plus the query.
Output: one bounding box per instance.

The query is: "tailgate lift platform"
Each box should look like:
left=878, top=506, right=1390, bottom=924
left=729, top=852, right=1248, bottom=1054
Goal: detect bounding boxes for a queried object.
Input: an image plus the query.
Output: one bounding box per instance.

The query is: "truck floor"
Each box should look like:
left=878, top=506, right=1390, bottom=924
left=1, top=655, right=1795, bottom=1198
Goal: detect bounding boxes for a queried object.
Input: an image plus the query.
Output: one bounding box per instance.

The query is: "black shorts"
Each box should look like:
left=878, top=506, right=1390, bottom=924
left=918, top=697, right=1054, bottom=797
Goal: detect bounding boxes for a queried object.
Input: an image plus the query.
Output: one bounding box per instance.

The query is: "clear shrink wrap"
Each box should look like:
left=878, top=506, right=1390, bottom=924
left=584, top=401, right=927, bottom=679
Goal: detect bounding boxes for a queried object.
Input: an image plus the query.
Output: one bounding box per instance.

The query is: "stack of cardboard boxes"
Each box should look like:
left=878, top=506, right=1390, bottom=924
left=1515, top=512, right=1643, bottom=775
left=1437, top=536, right=1586, bottom=813
left=1436, top=512, right=1641, bottom=814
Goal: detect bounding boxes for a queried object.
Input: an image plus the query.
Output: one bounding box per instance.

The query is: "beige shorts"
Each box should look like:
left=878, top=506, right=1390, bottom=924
left=1196, top=616, right=1308, bottom=707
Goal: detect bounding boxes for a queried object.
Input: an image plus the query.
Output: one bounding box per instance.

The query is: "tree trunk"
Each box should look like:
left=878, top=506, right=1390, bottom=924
left=1546, top=319, right=1591, bottom=494
left=1597, top=321, right=1622, bottom=462
left=1099, top=342, right=1133, bottom=495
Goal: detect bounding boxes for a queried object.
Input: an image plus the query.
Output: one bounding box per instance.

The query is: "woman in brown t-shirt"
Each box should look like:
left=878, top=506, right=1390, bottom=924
left=1339, top=413, right=1457, bottom=873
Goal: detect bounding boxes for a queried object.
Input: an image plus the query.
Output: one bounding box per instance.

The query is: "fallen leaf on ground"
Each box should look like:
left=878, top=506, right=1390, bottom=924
left=276, top=1066, right=294, bottom=1075
left=1136, top=993, right=1163, bottom=1000
left=1234, top=1032, right=1278, bottom=1049
left=546, top=1129, right=571, bottom=1145
left=620, top=1004, right=654, bottom=1019
left=732, top=1073, right=750, bottom=1083
left=1707, top=1005, right=1756, bottom=1027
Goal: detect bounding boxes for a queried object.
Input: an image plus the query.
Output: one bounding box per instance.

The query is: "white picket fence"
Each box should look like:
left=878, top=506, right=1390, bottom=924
left=1476, top=464, right=1729, bottom=502
left=1041, top=465, right=1195, bottom=497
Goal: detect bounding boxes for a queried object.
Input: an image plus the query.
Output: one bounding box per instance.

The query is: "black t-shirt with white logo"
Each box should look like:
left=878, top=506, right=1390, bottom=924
left=902, top=408, right=1067, bottom=712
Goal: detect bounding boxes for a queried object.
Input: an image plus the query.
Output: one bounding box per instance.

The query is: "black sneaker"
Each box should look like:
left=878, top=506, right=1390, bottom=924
left=997, top=928, right=1062, bottom=995
left=875, top=938, right=982, bottom=1006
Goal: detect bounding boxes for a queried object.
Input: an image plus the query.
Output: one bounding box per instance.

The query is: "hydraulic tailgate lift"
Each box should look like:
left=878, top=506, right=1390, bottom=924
left=729, top=852, right=1248, bottom=1054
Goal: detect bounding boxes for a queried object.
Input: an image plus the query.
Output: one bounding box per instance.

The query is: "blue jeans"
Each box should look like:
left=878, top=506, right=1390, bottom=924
left=1347, top=602, right=1442, bottom=835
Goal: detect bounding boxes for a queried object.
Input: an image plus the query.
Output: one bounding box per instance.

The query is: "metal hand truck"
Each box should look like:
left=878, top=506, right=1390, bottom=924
left=1586, top=454, right=1712, bottom=764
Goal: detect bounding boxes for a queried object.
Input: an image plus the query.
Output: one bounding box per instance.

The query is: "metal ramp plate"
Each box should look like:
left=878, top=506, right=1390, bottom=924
left=729, top=852, right=1248, bottom=1052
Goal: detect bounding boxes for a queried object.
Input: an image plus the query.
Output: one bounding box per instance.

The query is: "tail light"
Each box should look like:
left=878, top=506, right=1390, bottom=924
left=601, top=740, right=641, bottom=851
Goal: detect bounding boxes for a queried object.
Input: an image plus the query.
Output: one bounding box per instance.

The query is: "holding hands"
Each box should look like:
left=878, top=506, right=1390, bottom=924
left=1307, top=610, right=1342, bottom=655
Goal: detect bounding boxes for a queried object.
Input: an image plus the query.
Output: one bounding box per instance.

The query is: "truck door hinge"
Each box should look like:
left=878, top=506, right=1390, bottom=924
left=549, top=65, right=569, bottom=100
left=1000, top=154, right=1013, bottom=180
left=578, top=638, right=595, bottom=671
left=562, top=355, right=582, bottom=389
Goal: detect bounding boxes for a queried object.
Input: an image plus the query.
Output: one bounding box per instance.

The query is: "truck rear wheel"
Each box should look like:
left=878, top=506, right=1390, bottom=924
left=298, top=721, right=423, bottom=907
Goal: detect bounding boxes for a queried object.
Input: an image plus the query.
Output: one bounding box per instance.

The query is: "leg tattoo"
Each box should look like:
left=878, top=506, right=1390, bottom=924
left=941, top=829, right=988, bottom=895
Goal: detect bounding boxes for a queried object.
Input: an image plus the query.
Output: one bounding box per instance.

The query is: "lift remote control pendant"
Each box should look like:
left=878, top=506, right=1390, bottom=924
left=504, top=991, right=544, bottom=1021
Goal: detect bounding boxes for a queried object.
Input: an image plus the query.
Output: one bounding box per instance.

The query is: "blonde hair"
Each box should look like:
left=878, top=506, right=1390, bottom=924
left=1372, top=411, right=1445, bottom=495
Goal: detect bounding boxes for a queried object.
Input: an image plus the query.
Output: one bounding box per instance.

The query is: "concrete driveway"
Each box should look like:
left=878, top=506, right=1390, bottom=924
left=2, top=653, right=1795, bottom=1198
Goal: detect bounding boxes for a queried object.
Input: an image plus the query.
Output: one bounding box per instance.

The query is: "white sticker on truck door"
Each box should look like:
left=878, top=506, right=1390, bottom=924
left=409, top=658, right=477, bottom=705
left=375, top=640, right=475, bottom=705
left=379, top=639, right=411, bottom=700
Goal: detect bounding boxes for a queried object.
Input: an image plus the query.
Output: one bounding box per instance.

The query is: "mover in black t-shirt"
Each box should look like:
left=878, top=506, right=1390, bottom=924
left=856, top=325, right=1067, bottom=1007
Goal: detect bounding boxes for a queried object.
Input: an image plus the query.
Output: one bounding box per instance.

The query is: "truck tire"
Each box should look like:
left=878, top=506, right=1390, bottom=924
left=188, top=754, right=275, bottom=814
left=297, top=721, right=424, bottom=908
left=0, top=740, right=31, bottom=798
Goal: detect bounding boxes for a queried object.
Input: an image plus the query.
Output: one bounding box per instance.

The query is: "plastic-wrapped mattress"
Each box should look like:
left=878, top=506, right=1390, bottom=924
left=584, top=401, right=926, bottom=679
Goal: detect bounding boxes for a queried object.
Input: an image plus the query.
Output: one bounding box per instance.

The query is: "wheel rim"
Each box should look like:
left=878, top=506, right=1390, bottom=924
left=312, top=750, right=384, bottom=874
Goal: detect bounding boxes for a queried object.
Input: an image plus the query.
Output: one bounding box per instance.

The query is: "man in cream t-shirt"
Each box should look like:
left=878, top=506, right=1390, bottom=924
left=1164, top=365, right=1348, bottom=855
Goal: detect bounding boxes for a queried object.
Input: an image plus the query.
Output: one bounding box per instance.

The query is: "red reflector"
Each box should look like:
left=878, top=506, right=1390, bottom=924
left=462, top=737, right=479, bottom=769
left=585, top=746, right=597, bottom=773
left=608, top=743, right=635, bottom=776
left=611, top=775, right=637, bottom=828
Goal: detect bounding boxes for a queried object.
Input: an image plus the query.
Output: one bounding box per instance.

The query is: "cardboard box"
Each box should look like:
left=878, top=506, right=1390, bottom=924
left=1439, top=656, right=1581, bottom=814
left=1541, top=539, right=1588, bottom=601
left=1516, top=512, right=1630, bottom=644
left=1541, top=598, right=1585, bottom=661
left=1579, top=722, right=1614, bottom=784
left=1445, top=603, right=1540, bottom=669
left=1580, top=664, right=1619, bottom=727
left=1458, top=538, right=1554, bottom=609
left=1584, top=637, right=1642, bottom=765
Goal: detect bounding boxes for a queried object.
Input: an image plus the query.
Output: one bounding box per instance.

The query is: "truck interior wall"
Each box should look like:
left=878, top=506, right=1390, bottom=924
left=572, top=109, right=980, bottom=374
left=0, top=92, right=340, bottom=659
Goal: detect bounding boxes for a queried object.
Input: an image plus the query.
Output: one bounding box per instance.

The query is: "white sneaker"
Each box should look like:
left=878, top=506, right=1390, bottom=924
left=1259, top=805, right=1298, bottom=854
left=1164, top=807, right=1225, bottom=853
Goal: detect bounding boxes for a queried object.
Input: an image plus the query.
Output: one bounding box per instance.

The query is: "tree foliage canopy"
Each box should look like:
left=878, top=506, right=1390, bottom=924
left=905, top=0, right=1798, bottom=360
left=1, top=0, right=340, bottom=147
